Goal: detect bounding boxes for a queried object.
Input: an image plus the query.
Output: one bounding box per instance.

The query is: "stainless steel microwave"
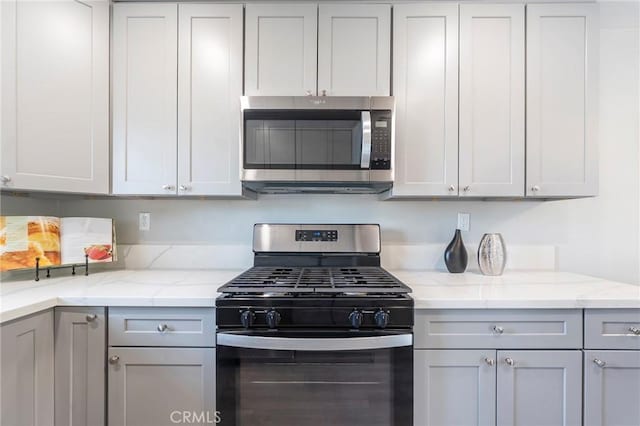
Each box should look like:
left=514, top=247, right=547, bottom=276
left=240, top=96, right=394, bottom=194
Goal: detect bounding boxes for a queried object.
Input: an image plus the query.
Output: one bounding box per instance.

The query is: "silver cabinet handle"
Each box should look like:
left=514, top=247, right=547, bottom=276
left=629, top=327, right=640, bottom=335
left=463, top=186, right=470, bottom=192
left=505, top=357, right=514, bottom=366
left=593, top=358, right=606, bottom=368
left=305, top=90, right=313, bottom=96
left=85, top=314, right=97, bottom=322
left=448, top=185, right=456, bottom=192
left=157, top=323, right=169, bottom=333
left=162, top=184, right=175, bottom=191
left=109, top=355, right=120, bottom=365
left=178, top=185, right=190, bottom=191
left=0, top=175, right=11, bottom=184
left=360, top=111, right=372, bottom=169
left=531, top=185, right=540, bottom=192
left=493, top=325, right=504, bottom=334
left=484, top=357, right=495, bottom=366
left=321, top=89, right=327, bottom=96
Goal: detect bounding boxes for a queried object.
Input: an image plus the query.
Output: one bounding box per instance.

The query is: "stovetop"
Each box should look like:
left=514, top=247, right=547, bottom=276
left=218, top=266, right=411, bottom=296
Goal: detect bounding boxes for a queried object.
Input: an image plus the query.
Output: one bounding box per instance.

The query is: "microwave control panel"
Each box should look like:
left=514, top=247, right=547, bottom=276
left=370, top=110, right=392, bottom=170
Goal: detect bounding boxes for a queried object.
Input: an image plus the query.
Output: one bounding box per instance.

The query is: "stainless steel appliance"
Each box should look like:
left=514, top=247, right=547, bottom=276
left=241, top=97, right=394, bottom=194
left=216, top=224, right=413, bottom=426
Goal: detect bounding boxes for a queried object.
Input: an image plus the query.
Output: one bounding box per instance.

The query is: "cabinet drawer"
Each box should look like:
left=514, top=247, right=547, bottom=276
left=109, top=307, right=215, bottom=347
left=414, top=309, right=582, bottom=349
left=585, top=309, right=640, bottom=350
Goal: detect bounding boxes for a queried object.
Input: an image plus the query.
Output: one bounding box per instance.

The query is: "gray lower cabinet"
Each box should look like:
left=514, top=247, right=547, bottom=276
left=54, top=307, right=106, bottom=426
left=414, top=350, right=496, bottom=426
left=108, top=347, right=215, bottom=426
left=0, top=309, right=54, bottom=426
left=584, top=350, right=640, bottom=426
left=497, top=350, right=582, bottom=426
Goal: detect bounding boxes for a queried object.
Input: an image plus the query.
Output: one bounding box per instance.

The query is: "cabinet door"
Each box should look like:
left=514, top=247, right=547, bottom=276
left=245, top=4, right=317, bottom=96
left=112, top=3, right=178, bottom=195
left=497, top=350, right=582, bottom=426
left=178, top=4, right=243, bottom=196
left=1, top=310, right=54, bottom=426
left=54, top=307, right=105, bottom=426
left=526, top=4, right=598, bottom=197
left=459, top=5, right=525, bottom=197
left=0, top=0, right=109, bottom=194
left=584, top=351, right=640, bottom=426
left=415, top=350, right=496, bottom=426
left=391, top=4, right=458, bottom=197
left=317, top=4, right=390, bottom=96
left=108, top=347, right=215, bottom=426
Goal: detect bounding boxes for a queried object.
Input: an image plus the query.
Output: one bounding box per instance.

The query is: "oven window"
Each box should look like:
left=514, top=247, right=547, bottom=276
left=244, top=110, right=363, bottom=169
left=217, top=345, right=412, bottom=426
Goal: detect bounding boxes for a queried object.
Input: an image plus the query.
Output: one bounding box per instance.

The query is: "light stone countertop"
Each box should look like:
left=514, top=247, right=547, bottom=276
left=1, top=269, right=638, bottom=324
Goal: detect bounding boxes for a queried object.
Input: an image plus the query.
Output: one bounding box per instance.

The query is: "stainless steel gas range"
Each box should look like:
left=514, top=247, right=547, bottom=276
left=215, top=224, right=413, bottom=426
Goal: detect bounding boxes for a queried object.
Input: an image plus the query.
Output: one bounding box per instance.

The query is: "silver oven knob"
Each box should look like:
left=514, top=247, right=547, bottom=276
left=266, top=310, right=281, bottom=329
left=240, top=310, right=255, bottom=329
left=349, top=310, right=363, bottom=329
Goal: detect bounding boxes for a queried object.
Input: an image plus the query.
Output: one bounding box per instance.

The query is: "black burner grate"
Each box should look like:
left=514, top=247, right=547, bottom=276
left=219, top=266, right=409, bottom=295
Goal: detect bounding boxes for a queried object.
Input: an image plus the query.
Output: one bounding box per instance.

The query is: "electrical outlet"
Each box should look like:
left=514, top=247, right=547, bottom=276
left=457, top=213, right=470, bottom=232
left=139, top=213, right=151, bottom=231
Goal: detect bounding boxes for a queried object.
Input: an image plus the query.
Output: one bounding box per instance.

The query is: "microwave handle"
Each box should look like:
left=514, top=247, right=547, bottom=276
left=217, top=332, right=412, bottom=351
left=360, top=111, right=372, bottom=168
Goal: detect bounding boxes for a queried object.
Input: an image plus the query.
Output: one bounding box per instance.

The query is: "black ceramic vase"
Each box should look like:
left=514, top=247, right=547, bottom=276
left=444, top=229, right=468, bottom=273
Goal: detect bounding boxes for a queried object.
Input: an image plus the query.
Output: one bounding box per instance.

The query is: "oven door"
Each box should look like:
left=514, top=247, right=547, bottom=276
left=216, top=330, right=412, bottom=426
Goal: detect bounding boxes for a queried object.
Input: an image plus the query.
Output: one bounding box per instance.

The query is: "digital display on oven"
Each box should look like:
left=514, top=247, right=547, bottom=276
left=295, top=230, right=338, bottom=242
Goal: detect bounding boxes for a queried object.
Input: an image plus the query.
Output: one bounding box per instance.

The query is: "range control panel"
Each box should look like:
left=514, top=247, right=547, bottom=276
left=295, top=230, right=338, bottom=242
left=370, top=110, right=392, bottom=170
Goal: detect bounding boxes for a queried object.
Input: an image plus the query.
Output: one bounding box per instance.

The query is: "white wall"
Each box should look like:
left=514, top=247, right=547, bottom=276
left=1, top=1, right=638, bottom=283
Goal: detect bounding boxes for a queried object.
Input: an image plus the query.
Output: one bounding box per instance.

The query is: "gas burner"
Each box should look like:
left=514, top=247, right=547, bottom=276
left=219, top=266, right=410, bottom=296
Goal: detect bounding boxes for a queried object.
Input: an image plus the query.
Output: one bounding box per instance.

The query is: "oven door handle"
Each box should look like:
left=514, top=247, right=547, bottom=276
left=360, top=111, right=372, bottom=169
left=216, top=333, right=412, bottom=351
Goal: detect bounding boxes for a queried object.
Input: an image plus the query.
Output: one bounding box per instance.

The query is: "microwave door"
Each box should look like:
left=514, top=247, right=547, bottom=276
left=360, top=111, right=372, bottom=169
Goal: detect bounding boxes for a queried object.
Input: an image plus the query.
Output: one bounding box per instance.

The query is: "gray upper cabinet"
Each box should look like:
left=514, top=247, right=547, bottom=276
left=177, top=3, right=243, bottom=196
left=390, top=3, right=459, bottom=198
left=414, top=350, right=496, bottom=426
left=1, top=310, right=54, bottom=426
left=108, top=347, right=215, bottom=426
left=1, top=0, right=109, bottom=194
left=584, top=350, right=640, bottom=426
left=112, top=2, right=243, bottom=196
left=526, top=3, right=599, bottom=198
left=112, top=3, right=178, bottom=195
left=245, top=3, right=390, bottom=97
left=458, top=4, right=525, bottom=198
left=244, top=4, right=318, bottom=96
left=497, top=350, right=582, bottom=426
left=54, top=307, right=106, bottom=426
left=317, top=4, right=390, bottom=96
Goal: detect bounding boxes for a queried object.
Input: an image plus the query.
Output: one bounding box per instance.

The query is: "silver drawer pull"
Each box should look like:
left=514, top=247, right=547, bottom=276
left=157, top=323, right=169, bottom=333
left=593, top=358, right=606, bottom=368
left=109, top=355, right=120, bottom=365
left=493, top=325, right=504, bottom=334
left=505, top=357, right=514, bottom=366
left=85, top=314, right=97, bottom=322
left=629, top=327, right=640, bottom=335
left=484, top=357, right=495, bottom=366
